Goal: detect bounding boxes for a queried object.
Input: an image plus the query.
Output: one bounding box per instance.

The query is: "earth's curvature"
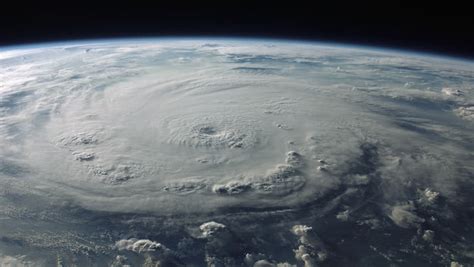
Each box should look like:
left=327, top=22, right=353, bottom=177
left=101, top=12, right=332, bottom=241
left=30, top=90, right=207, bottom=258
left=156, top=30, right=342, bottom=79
left=0, top=39, right=473, bottom=266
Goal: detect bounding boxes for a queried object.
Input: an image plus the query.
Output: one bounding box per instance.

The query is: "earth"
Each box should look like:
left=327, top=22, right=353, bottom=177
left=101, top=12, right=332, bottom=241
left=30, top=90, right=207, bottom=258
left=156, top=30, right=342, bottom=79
left=0, top=39, right=473, bottom=267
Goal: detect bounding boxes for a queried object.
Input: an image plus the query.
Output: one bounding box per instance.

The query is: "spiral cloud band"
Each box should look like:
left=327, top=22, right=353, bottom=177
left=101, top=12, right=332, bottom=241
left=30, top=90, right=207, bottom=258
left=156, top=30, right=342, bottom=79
left=0, top=39, right=473, bottom=266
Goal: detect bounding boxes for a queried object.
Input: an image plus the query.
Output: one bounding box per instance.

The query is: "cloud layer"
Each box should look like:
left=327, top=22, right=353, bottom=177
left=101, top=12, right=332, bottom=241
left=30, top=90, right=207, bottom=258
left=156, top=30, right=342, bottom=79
left=0, top=39, right=473, bottom=266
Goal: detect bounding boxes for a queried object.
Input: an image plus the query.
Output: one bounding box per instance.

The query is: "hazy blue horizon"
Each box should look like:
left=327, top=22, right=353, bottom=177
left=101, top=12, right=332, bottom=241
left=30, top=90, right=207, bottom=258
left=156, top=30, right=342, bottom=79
left=1, top=36, right=473, bottom=64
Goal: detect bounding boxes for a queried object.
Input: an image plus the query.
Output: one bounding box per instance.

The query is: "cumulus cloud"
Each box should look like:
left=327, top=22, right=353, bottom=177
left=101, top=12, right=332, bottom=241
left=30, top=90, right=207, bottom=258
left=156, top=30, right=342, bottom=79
left=244, top=253, right=297, bottom=267
left=422, top=230, right=435, bottom=242
left=420, top=188, right=440, bottom=203
left=199, top=221, right=227, bottom=238
left=115, top=238, right=167, bottom=253
left=114, top=238, right=184, bottom=266
left=451, top=261, right=464, bottom=267
left=441, top=87, right=464, bottom=96
left=110, top=255, right=129, bottom=267
left=291, top=225, right=327, bottom=267
left=212, top=181, right=251, bottom=195
left=336, top=210, right=350, bottom=221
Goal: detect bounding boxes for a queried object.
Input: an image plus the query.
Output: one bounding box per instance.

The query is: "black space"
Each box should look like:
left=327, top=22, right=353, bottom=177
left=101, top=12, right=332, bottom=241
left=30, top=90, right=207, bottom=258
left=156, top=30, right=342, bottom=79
left=1, top=2, right=473, bottom=59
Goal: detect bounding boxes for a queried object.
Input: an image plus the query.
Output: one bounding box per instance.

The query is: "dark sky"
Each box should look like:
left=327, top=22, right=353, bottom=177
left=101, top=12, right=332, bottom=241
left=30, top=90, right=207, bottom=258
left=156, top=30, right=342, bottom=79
left=1, top=2, right=473, bottom=59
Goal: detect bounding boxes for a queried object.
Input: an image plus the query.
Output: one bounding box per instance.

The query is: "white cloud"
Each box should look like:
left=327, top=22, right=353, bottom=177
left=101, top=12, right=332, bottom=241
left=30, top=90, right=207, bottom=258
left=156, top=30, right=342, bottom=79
left=442, top=87, right=464, bottom=96
left=0, top=39, right=473, bottom=265
left=422, top=188, right=440, bottom=203
left=212, top=181, right=251, bottom=195
left=454, top=106, right=474, bottom=121
left=199, top=221, right=227, bottom=238
left=291, top=225, right=327, bottom=266
left=0, top=255, right=34, bottom=267
left=115, top=238, right=167, bottom=253
left=336, top=210, right=350, bottom=221
left=388, top=203, right=425, bottom=229
left=450, top=261, right=464, bottom=267
left=422, top=230, right=435, bottom=242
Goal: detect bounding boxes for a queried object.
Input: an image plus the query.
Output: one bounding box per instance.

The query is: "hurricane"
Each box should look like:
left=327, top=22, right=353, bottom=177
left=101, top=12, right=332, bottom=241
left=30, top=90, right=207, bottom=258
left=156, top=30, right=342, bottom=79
left=0, top=39, right=473, bottom=266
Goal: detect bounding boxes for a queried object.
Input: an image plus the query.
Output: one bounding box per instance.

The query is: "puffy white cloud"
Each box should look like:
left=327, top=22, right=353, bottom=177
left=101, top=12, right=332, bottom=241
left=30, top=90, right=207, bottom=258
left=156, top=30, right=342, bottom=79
left=422, top=229, right=435, bottom=242
left=336, top=210, right=350, bottom=221
left=294, top=245, right=315, bottom=267
left=253, top=259, right=277, bottom=267
left=114, top=238, right=183, bottom=266
left=245, top=253, right=296, bottom=267
left=199, top=221, right=227, bottom=238
left=441, top=87, right=463, bottom=96
left=110, top=255, right=129, bottom=267
left=244, top=253, right=267, bottom=266
left=292, top=225, right=312, bottom=239
left=291, top=225, right=327, bottom=266
left=115, top=238, right=167, bottom=253
left=212, top=181, right=251, bottom=195
left=422, top=188, right=440, bottom=203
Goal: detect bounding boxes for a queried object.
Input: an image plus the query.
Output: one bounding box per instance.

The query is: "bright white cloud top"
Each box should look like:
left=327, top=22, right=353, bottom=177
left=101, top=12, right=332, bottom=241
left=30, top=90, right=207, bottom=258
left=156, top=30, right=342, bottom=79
left=0, top=39, right=473, bottom=266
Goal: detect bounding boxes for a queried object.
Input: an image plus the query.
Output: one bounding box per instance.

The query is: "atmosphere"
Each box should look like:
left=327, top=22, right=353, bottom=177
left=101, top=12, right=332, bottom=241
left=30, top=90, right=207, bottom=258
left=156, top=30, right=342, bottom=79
left=1, top=38, right=473, bottom=266
left=1, top=2, right=474, bottom=59
left=1, top=3, right=473, bottom=267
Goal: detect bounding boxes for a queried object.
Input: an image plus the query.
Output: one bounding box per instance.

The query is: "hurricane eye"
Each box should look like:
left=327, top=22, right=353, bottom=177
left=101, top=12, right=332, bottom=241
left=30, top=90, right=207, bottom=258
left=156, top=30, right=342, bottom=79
left=197, top=126, right=217, bottom=135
